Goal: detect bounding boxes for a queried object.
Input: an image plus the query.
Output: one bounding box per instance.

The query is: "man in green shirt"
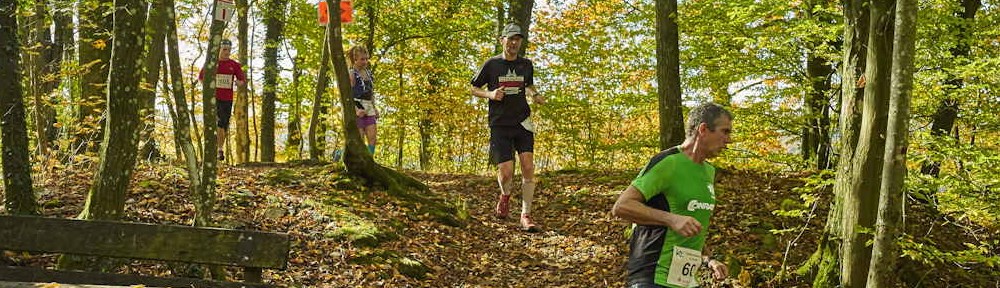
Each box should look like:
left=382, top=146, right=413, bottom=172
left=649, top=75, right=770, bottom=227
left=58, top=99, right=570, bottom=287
left=612, top=103, right=732, bottom=288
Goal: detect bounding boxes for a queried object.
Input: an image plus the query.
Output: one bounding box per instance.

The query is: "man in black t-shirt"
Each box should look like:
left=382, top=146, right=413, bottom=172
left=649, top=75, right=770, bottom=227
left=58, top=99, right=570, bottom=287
left=470, top=23, right=545, bottom=232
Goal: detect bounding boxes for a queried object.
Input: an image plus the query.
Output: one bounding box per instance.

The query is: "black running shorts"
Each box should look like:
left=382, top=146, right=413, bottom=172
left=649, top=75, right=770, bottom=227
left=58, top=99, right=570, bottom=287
left=489, top=125, right=534, bottom=165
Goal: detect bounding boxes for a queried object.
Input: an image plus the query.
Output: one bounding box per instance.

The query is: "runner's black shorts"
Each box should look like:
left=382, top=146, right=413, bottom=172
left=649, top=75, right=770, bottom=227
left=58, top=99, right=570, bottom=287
left=489, top=125, right=534, bottom=165
left=217, top=100, right=233, bottom=129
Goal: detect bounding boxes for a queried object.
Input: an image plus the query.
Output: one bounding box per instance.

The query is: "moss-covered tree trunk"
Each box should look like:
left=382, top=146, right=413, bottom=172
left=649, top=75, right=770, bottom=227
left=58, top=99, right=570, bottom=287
left=801, top=1, right=868, bottom=286
left=260, top=0, right=286, bottom=162
left=234, top=0, right=251, bottom=163
left=58, top=0, right=148, bottom=270
left=77, top=0, right=147, bottom=222
left=840, top=1, right=894, bottom=287
left=326, top=0, right=426, bottom=196
left=865, top=0, right=916, bottom=286
left=195, top=0, right=230, bottom=228
left=655, top=0, right=685, bottom=150
left=164, top=0, right=202, bottom=210
left=0, top=0, right=37, bottom=216
left=308, top=25, right=331, bottom=160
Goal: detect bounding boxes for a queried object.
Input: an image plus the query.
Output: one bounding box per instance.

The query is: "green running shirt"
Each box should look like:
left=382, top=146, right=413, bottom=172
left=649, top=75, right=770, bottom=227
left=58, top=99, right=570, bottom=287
left=626, top=147, right=717, bottom=287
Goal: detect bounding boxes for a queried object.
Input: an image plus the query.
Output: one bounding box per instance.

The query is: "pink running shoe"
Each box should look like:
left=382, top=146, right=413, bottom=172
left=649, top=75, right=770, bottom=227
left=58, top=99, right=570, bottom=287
left=495, top=194, right=511, bottom=218
left=520, top=214, right=541, bottom=232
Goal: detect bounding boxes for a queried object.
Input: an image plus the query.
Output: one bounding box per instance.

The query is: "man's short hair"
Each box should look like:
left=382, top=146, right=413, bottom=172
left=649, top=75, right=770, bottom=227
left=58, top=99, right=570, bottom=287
left=685, top=103, right=733, bottom=138
left=221, top=39, right=233, bottom=47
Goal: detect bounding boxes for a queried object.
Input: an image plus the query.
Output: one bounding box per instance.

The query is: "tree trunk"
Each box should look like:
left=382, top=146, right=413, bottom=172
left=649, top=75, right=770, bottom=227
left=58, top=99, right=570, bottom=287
left=194, top=1, right=231, bottom=227
left=866, top=0, right=916, bottom=286
left=139, top=0, right=167, bottom=162
left=287, top=58, right=303, bottom=159
left=75, top=0, right=113, bottom=153
left=419, top=117, right=431, bottom=170
left=308, top=26, right=331, bottom=160
left=234, top=0, right=251, bottom=163
left=0, top=0, right=37, bottom=215
left=327, top=0, right=427, bottom=196
left=803, top=50, right=833, bottom=169
left=655, top=0, right=685, bottom=150
left=396, top=118, right=404, bottom=169
left=363, top=0, right=377, bottom=57
left=920, top=0, right=980, bottom=178
left=395, top=64, right=404, bottom=169
left=841, top=1, right=894, bottom=287
left=494, top=1, right=504, bottom=54
left=507, top=0, right=533, bottom=57
left=163, top=0, right=202, bottom=221
left=803, top=1, right=869, bottom=286
left=260, top=0, right=287, bottom=162
left=803, top=0, right=836, bottom=169
left=28, top=0, right=59, bottom=157
left=50, top=0, right=73, bottom=150
left=77, top=0, right=147, bottom=221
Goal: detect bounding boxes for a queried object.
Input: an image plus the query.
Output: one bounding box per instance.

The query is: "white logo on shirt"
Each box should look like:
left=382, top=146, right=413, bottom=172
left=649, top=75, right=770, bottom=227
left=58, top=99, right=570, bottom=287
left=687, top=200, right=715, bottom=212
left=498, top=69, right=524, bottom=95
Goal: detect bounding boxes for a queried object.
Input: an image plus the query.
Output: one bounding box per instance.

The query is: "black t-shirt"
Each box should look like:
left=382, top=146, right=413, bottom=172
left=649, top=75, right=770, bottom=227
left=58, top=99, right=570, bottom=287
left=470, top=55, right=534, bottom=127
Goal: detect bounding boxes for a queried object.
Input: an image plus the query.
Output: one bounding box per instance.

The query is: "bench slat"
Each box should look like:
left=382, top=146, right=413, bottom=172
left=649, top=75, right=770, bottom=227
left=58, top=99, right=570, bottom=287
left=0, top=266, right=272, bottom=288
left=0, top=215, right=289, bottom=269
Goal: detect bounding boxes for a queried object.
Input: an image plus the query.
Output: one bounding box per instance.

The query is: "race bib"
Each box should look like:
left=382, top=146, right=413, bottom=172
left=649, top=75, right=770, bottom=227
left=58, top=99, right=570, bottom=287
left=360, top=99, right=377, bottom=116
left=520, top=118, right=535, bottom=133
left=215, top=74, right=234, bottom=89
left=666, top=246, right=701, bottom=287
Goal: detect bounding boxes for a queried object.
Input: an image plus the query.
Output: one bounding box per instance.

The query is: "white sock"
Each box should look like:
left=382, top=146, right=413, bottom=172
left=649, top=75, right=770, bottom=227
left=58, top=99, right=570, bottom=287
left=521, top=180, right=536, bottom=215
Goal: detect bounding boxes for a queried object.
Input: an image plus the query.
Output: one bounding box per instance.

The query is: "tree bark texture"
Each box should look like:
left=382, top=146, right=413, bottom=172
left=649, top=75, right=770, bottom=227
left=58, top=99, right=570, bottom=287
left=655, top=0, right=685, bottom=150
left=508, top=0, right=533, bottom=57
left=234, top=0, right=251, bottom=163
left=308, top=26, right=331, bottom=160
left=194, top=3, right=233, bottom=226
left=0, top=0, right=38, bottom=215
left=139, top=0, right=168, bottom=162
left=840, top=1, right=894, bottom=287
left=327, top=0, right=427, bottom=196
left=79, top=0, right=148, bottom=221
left=163, top=0, right=202, bottom=223
left=260, top=0, right=287, bottom=162
left=287, top=59, right=303, bottom=158
left=76, top=0, right=113, bottom=153
left=866, top=0, right=916, bottom=286
left=28, top=1, right=59, bottom=156
left=805, top=1, right=870, bottom=287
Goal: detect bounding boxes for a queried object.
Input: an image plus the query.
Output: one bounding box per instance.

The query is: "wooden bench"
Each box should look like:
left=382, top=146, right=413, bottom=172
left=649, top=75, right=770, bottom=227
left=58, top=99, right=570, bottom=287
left=0, top=215, right=289, bottom=288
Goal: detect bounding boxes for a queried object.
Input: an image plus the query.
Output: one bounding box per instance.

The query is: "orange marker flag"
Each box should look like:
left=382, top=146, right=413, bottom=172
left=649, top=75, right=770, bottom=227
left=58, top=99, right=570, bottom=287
left=317, top=1, right=329, bottom=25
left=340, top=1, right=352, bottom=23
left=318, top=1, right=351, bottom=25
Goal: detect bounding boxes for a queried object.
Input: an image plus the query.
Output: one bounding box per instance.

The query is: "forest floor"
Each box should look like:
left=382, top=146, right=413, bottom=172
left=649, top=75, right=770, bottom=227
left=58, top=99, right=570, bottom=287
left=4, top=161, right=999, bottom=287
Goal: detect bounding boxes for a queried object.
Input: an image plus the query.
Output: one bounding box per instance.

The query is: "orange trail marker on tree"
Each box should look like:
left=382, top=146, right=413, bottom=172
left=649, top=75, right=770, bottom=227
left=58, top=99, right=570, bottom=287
left=317, top=1, right=328, bottom=25
left=318, top=0, right=351, bottom=25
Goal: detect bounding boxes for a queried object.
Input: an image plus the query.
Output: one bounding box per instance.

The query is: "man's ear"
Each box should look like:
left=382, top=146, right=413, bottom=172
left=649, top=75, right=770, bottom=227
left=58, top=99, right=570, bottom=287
left=697, top=122, right=709, bottom=137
